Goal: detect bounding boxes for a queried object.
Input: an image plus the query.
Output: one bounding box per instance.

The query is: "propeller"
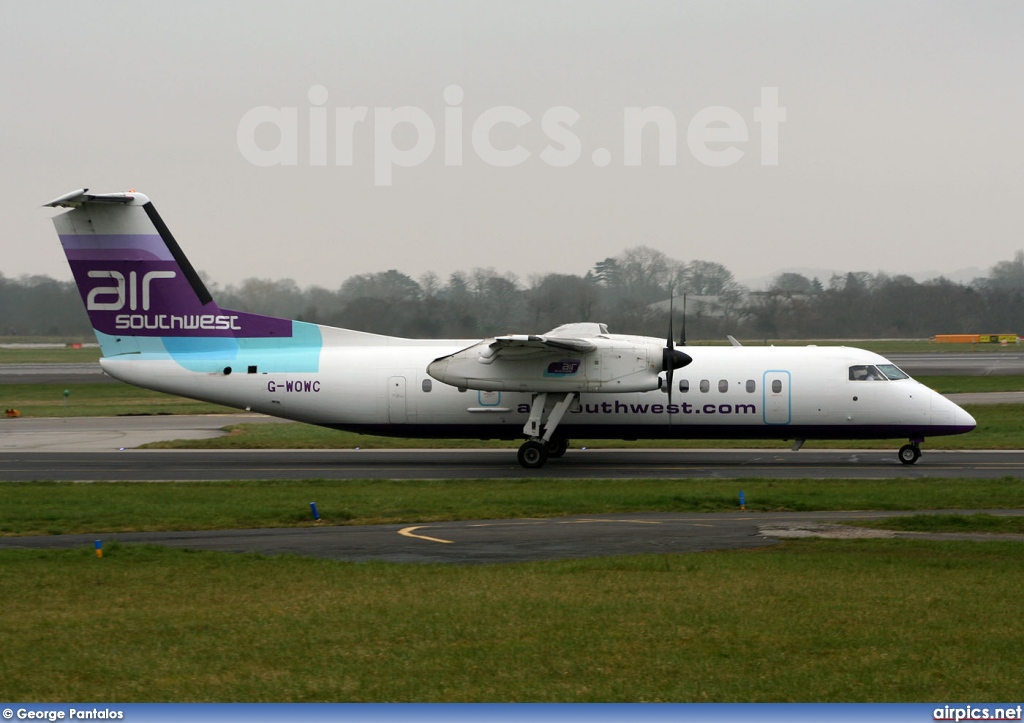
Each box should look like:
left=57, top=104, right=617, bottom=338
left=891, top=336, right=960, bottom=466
left=662, top=293, right=692, bottom=404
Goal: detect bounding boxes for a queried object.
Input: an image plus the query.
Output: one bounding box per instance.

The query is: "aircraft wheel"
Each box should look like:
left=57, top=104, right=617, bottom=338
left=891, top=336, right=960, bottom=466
left=898, top=444, right=921, bottom=465
left=518, top=440, right=549, bottom=469
left=546, top=437, right=569, bottom=458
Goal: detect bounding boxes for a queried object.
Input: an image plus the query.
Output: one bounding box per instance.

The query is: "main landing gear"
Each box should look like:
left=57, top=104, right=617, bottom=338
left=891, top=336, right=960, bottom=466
left=517, top=436, right=571, bottom=469
left=517, top=392, right=575, bottom=469
left=898, top=442, right=922, bottom=465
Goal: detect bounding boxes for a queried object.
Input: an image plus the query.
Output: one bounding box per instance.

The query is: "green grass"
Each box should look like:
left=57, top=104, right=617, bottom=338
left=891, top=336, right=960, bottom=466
left=0, top=383, right=234, bottom=416
left=850, top=513, right=1024, bottom=534
left=2, top=478, right=1022, bottom=536
left=0, top=346, right=101, bottom=363
left=922, top=375, right=1024, bottom=393
left=0, top=539, right=1021, bottom=702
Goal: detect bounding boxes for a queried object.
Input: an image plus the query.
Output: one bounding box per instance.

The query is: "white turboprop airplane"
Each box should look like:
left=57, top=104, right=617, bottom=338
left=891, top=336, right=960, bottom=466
left=46, top=188, right=976, bottom=468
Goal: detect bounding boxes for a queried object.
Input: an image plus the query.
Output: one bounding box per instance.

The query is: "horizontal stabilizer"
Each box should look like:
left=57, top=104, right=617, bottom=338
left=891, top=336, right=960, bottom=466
left=44, top=188, right=150, bottom=208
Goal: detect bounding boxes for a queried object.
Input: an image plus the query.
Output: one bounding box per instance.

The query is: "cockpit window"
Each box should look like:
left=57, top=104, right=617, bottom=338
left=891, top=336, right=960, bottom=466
left=877, top=364, right=909, bottom=380
left=849, top=364, right=885, bottom=381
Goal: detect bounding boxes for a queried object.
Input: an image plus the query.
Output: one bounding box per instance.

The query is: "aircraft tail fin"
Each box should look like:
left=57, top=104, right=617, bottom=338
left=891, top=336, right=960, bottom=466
left=46, top=188, right=296, bottom=358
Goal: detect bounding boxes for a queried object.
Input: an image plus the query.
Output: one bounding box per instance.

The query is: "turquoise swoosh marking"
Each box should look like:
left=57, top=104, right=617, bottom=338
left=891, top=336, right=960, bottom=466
left=95, top=322, right=323, bottom=373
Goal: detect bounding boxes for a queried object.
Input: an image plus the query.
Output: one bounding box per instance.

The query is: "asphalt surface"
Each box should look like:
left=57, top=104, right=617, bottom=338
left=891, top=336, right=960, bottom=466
left=0, top=362, right=115, bottom=384
left=0, top=414, right=288, bottom=452
left=5, top=446, right=1024, bottom=481
left=889, top=352, right=1024, bottom=376
left=2, top=510, right=1021, bottom=565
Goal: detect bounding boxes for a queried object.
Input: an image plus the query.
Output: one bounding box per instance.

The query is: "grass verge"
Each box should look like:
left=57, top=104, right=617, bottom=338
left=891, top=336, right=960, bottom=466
left=848, top=513, right=1024, bottom=534
left=0, top=539, right=1021, bottom=702
left=2, top=478, right=1022, bottom=536
left=0, top=383, right=234, bottom=416
left=0, top=347, right=101, bottom=363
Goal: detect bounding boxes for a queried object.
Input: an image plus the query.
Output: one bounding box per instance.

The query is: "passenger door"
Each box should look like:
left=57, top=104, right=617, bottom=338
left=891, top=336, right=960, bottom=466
left=762, top=370, right=791, bottom=425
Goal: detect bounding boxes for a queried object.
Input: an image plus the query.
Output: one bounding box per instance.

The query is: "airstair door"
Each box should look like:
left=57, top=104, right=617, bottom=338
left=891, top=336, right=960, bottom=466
left=387, top=376, right=407, bottom=423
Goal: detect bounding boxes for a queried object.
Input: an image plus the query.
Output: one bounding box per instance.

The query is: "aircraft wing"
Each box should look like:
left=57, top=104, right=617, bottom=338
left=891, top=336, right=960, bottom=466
left=486, top=335, right=597, bottom=356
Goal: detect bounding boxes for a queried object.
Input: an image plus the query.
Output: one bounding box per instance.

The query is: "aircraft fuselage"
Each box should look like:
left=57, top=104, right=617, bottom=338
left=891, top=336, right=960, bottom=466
left=101, top=338, right=972, bottom=443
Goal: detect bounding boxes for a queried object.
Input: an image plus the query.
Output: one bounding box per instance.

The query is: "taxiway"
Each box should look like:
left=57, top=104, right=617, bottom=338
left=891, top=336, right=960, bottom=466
left=2, top=510, right=1021, bottom=565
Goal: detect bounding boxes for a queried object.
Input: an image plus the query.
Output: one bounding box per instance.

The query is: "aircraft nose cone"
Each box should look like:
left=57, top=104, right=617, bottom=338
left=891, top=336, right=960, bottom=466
left=956, top=405, right=977, bottom=431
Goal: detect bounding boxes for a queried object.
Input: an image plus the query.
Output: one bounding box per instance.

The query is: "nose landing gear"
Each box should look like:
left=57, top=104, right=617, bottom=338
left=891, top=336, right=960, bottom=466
left=898, top=442, right=921, bottom=465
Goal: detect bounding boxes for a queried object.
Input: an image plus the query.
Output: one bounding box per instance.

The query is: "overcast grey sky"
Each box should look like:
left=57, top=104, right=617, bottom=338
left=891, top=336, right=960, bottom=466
left=2, top=1, right=1022, bottom=289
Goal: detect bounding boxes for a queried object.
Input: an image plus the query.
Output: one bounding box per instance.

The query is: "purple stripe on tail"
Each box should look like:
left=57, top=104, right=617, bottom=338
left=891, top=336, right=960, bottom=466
left=59, top=234, right=175, bottom=260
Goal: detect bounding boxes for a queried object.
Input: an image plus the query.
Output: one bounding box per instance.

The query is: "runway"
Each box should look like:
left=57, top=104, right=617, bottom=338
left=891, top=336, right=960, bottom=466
left=889, top=352, right=1024, bottom=376
left=4, top=446, right=1024, bottom=481
left=0, top=405, right=1012, bottom=482
left=2, top=510, right=1022, bottom=564
left=0, top=411, right=1020, bottom=480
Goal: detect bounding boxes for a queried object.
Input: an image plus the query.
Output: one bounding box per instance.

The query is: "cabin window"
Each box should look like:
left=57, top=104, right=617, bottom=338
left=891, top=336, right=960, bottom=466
left=746, top=379, right=756, bottom=393
left=248, top=365, right=257, bottom=374
left=699, top=379, right=710, bottom=393
left=718, top=380, right=728, bottom=393
left=678, top=379, right=689, bottom=393
left=771, top=379, right=782, bottom=393
left=877, top=364, right=909, bottom=380
left=849, top=364, right=886, bottom=381
left=422, top=379, right=432, bottom=392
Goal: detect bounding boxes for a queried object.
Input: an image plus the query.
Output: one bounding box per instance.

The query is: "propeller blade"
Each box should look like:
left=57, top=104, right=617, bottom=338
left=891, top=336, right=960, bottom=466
left=665, top=292, right=675, bottom=403
left=679, top=293, right=687, bottom=346
left=668, top=292, right=675, bottom=353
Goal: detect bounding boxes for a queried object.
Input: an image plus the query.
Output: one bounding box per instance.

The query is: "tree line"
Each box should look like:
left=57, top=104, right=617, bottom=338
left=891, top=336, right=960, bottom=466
left=4, top=248, right=1024, bottom=340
